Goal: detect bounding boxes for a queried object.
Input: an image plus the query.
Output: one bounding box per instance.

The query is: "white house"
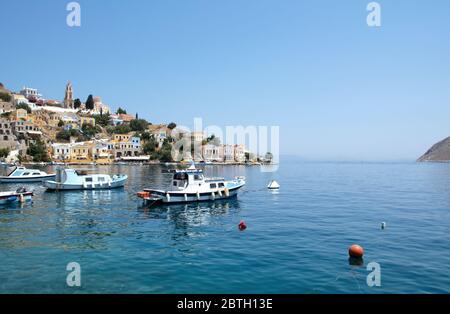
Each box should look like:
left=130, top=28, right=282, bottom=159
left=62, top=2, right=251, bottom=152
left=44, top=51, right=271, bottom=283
left=223, top=145, right=235, bottom=163
left=234, top=144, right=246, bottom=163
left=52, top=143, right=71, bottom=161
left=202, top=144, right=224, bottom=162
left=20, top=87, right=42, bottom=100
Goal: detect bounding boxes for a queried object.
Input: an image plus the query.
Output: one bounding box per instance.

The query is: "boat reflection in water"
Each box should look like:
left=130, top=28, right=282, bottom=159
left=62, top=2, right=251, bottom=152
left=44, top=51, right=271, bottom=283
left=138, top=198, right=241, bottom=237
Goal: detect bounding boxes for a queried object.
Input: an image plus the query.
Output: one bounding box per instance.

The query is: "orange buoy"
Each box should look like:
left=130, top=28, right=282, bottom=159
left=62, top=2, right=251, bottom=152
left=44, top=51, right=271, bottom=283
left=238, top=220, right=247, bottom=231
left=348, top=244, right=364, bottom=258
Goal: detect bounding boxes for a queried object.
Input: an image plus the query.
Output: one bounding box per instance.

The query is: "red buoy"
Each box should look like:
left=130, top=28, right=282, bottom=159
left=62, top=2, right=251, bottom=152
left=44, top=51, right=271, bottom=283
left=348, top=244, right=364, bottom=258
left=238, top=220, right=247, bottom=231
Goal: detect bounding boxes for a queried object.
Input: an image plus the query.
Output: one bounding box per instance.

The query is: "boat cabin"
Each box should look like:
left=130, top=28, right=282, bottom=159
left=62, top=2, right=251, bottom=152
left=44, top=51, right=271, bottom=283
left=171, top=169, right=205, bottom=190
left=169, top=168, right=226, bottom=192
left=7, top=166, right=46, bottom=177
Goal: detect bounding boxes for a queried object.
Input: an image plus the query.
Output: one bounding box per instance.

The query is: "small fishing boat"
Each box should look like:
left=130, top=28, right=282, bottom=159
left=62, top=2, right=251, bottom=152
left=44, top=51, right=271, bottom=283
left=44, top=168, right=128, bottom=190
left=0, top=166, right=56, bottom=183
left=137, top=164, right=245, bottom=205
left=0, top=187, right=33, bottom=205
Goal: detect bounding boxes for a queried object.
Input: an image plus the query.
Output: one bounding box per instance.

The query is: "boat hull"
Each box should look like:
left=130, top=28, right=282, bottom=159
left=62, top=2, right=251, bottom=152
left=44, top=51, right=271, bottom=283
left=44, top=177, right=127, bottom=190
left=0, top=192, right=33, bottom=205
left=0, top=174, right=56, bottom=183
left=142, top=185, right=243, bottom=205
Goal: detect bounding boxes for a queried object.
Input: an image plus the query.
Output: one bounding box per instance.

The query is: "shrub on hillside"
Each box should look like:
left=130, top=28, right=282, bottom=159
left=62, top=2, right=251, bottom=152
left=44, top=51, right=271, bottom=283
left=27, top=140, right=50, bottom=162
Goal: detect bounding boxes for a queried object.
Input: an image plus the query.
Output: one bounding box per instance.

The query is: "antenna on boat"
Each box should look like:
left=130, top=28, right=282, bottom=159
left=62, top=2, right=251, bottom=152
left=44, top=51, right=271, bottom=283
left=188, top=162, right=196, bottom=170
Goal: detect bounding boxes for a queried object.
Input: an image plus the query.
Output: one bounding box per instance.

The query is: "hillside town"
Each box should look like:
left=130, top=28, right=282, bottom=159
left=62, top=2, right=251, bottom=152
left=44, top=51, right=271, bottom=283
left=0, top=82, right=269, bottom=165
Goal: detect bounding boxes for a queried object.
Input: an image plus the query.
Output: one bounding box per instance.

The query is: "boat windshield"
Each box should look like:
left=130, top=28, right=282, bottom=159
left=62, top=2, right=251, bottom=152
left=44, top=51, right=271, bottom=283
left=6, top=166, right=18, bottom=177
left=173, top=173, right=188, bottom=180
left=75, top=170, right=89, bottom=176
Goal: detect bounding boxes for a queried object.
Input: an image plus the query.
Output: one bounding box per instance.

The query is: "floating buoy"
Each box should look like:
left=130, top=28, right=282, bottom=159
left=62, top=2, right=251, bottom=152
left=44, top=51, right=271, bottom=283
left=238, top=220, right=247, bottom=231
left=348, top=244, right=364, bottom=258
left=267, top=180, right=280, bottom=190
left=381, top=222, right=386, bottom=230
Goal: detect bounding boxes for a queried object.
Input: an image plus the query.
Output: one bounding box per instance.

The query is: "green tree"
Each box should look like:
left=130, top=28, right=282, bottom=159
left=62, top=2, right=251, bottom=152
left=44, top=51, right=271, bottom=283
left=167, top=122, right=176, bottom=129
left=16, top=103, right=32, bottom=113
left=140, top=131, right=152, bottom=141
left=56, top=129, right=78, bottom=142
left=0, top=92, right=11, bottom=102
left=113, top=124, right=131, bottom=134
left=93, top=112, right=111, bottom=127
left=130, top=119, right=149, bottom=132
left=143, top=137, right=158, bottom=154
left=74, top=98, right=82, bottom=109
left=85, top=95, right=95, bottom=110
left=156, top=139, right=173, bottom=162
left=116, top=107, right=127, bottom=115
left=58, top=120, right=64, bottom=127
left=27, top=140, right=50, bottom=162
left=0, top=148, right=10, bottom=158
left=81, top=123, right=100, bottom=138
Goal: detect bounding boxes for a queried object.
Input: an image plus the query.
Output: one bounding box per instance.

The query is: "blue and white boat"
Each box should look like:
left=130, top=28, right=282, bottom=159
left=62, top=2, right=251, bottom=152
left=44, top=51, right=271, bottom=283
left=137, top=164, right=245, bottom=205
left=44, top=168, right=128, bottom=191
left=0, top=187, right=33, bottom=205
left=0, top=166, right=56, bottom=183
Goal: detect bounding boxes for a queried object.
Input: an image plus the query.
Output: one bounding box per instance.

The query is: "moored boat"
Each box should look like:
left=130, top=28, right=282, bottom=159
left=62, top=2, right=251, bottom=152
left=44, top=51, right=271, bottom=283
left=0, top=166, right=56, bottom=183
left=137, top=164, right=245, bottom=205
left=0, top=187, right=33, bottom=205
left=44, top=168, right=128, bottom=190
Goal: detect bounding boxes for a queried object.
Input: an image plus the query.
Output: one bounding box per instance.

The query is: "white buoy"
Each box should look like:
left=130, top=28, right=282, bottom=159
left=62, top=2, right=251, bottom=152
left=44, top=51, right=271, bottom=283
left=267, top=180, right=280, bottom=190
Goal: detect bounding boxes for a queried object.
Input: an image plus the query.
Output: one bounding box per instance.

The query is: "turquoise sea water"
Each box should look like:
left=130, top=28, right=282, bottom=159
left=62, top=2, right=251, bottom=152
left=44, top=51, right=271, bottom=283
left=1, top=158, right=450, bottom=293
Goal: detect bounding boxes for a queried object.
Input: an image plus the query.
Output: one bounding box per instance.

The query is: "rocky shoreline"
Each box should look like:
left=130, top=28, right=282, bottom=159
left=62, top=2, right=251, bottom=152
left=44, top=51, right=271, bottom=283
left=417, top=136, right=450, bottom=162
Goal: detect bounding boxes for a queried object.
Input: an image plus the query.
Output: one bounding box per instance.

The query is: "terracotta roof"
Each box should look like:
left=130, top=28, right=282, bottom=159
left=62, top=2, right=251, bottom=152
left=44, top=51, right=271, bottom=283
left=118, top=113, right=134, bottom=122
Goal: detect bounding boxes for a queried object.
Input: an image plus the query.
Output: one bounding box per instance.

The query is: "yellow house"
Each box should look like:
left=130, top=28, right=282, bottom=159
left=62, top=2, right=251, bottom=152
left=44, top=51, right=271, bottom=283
left=80, top=116, right=96, bottom=127
left=91, top=141, right=114, bottom=164
left=70, top=142, right=93, bottom=162
left=15, top=108, right=28, bottom=121
left=113, top=132, right=133, bottom=142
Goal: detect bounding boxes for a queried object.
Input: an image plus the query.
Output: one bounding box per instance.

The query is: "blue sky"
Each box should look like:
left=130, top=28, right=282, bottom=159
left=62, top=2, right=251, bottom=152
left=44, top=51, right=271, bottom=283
left=1, top=0, right=450, bottom=160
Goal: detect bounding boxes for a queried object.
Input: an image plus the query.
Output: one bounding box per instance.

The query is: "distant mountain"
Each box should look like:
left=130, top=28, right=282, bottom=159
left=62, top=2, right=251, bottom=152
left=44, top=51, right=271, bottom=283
left=418, top=137, right=450, bottom=162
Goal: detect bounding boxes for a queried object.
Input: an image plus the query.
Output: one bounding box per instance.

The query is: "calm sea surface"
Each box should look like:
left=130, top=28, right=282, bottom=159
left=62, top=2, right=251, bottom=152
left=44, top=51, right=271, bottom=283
left=1, top=158, right=450, bottom=293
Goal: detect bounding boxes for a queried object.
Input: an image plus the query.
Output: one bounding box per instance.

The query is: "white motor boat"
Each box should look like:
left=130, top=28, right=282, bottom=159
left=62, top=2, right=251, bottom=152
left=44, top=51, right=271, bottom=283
left=44, top=168, right=128, bottom=190
left=137, top=164, right=245, bottom=205
left=0, top=166, right=56, bottom=183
